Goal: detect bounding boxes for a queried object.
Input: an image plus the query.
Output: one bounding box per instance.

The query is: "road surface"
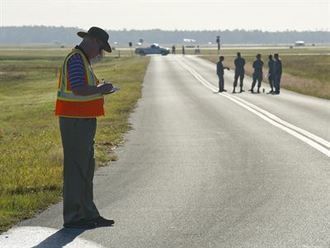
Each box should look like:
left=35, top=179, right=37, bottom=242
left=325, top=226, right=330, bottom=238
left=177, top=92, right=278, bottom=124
left=1, top=55, right=329, bottom=248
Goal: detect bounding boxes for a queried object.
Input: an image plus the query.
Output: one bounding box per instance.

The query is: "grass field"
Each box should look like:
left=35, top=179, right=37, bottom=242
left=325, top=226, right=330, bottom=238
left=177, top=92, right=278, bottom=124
left=0, top=48, right=149, bottom=232
left=197, top=47, right=330, bottom=99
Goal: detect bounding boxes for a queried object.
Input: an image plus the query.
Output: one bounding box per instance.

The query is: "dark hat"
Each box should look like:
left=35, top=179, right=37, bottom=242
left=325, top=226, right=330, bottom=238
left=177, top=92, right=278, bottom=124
left=77, top=27, right=112, bottom=53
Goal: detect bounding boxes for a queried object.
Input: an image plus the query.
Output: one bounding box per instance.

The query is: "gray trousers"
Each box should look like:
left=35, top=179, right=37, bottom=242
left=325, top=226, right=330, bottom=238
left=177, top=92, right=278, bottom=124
left=233, top=71, right=244, bottom=88
left=251, top=73, right=263, bottom=90
left=59, top=117, right=100, bottom=224
left=268, top=74, right=274, bottom=90
left=218, top=74, right=224, bottom=91
left=274, top=75, right=281, bottom=93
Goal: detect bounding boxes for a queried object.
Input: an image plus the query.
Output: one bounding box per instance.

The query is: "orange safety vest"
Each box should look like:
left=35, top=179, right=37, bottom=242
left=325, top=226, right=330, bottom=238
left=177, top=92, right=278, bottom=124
left=55, top=49, right=104, bottom=118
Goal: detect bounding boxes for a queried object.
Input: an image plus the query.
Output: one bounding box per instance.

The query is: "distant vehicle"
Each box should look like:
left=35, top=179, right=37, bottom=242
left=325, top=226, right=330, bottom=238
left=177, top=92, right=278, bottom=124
left=135, top=43, right=170, bottom=56
left=183, top=38, right=196, bottom=48
left=295, top=40, right=305, bottom=46
left=183, top=38, right=196, bottom=43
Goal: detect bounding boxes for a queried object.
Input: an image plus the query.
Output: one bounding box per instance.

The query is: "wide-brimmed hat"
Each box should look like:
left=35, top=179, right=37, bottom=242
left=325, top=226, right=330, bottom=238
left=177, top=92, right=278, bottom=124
left=77, top=27, right=112, bottom=53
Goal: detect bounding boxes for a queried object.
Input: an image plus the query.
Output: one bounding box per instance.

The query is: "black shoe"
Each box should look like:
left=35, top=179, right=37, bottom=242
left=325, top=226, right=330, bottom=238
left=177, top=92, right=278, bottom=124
left=64, top=216, right=114, bottom=229
left=267, top=90, right=274, bottom=94
left=239, top=89, right=244, bottom=93
left=249, top=89, right=254, bottom=93
left=92, top=216, right=115, bottom=227
left=64, top=219, right=95, bottom=229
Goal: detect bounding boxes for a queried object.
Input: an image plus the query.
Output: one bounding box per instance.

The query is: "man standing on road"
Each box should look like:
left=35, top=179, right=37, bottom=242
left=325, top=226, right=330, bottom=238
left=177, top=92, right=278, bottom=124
left=55, top=27, right=116, bottom=229
left=267, top=54, right=275, bottom=94
left=216, top=56, right=230, bottom=92
left=172, top=45, right=176, bottom=54
left=250, top=54, right=264, bottom=93
left=273, top=53, right=282, bottom=94
left=232, top=52, right=245, bottom=93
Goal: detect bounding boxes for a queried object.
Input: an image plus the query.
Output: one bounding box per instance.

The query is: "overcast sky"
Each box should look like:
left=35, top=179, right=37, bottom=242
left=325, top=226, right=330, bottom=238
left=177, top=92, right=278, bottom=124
left=1, top=0, right=329, bottom=31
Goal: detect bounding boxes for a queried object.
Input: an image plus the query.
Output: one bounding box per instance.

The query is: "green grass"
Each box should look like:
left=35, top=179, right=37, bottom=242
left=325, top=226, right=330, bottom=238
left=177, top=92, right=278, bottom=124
left=0, top=49, right=149, bottom=232
left=0, top=46, right=328, bottom=232
left=200, top=47, right=330, bottom=99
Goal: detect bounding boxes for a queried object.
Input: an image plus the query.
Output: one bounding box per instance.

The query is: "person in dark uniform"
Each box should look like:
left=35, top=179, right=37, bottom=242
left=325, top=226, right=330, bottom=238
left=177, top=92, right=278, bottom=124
left=267, top=54, right=275, bottom=94
left=250, top=54, right=264, bottom=93
left=216, top=56, right=230, bottom=92
left=273, top=53, right=282, bottom=94
left=233, top=52, right=245, bottom=93
left=172, top=45, right=176, bottom=54
left=182, top=45, right=185, bottom=55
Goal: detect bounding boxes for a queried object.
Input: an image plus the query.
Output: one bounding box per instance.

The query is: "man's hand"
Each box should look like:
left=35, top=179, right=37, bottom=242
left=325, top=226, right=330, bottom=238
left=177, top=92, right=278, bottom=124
left=98, top=83, right=115, bottom=94
left=72, top=83, right=116, bottom=96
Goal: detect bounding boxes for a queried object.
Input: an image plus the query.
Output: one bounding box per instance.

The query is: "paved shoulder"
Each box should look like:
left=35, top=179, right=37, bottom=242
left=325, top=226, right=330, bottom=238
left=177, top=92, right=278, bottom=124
left=0, top=226, right=104, bottom=248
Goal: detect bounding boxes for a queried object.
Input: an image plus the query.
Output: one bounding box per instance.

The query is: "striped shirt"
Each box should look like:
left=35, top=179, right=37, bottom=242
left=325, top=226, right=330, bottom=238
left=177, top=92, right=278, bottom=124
left=67, top=53, right=86, bottom=89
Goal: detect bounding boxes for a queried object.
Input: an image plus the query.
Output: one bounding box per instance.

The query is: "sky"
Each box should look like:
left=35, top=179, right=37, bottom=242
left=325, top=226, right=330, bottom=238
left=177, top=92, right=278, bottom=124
left=1, top=0, right=329, bottom=31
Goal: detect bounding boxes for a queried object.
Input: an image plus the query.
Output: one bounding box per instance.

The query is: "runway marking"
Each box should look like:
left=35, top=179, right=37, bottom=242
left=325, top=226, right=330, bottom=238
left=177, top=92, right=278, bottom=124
left=177, top=58, right=330, bottom=157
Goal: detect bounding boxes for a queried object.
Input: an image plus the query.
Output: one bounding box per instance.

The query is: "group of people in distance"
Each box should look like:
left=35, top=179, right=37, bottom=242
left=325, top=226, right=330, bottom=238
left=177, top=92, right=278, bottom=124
left=216, top=52, right=282, bottom=95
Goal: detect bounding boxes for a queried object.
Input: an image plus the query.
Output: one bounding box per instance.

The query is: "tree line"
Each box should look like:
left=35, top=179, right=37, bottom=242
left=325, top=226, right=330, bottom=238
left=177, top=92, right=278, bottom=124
left=0, top=26, right=329, bottom=45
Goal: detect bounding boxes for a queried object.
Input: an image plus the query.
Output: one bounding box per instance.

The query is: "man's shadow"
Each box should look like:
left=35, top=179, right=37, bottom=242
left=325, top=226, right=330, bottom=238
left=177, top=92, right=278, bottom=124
left=32, top=228, right=85, bottom=248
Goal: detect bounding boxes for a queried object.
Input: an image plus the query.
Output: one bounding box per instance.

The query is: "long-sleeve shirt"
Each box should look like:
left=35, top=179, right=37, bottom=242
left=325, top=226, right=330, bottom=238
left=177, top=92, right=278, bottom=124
left=234, top=57, right=245, bottom=72
left=217, top=61, right=225, bottom=75
left=253, top=59, right=264, bottom=74
left=67, top=53, right=86, bottom=90
left=268, top=59, right=275, bottom=75
left=273, top=59, right=282, bottom=76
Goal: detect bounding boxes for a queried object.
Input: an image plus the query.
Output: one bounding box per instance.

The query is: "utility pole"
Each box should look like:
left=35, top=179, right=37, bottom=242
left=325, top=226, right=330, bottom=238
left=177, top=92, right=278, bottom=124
left=216, top=36, right=221, bottom=54
left=129, top=42, right=133, bottom=56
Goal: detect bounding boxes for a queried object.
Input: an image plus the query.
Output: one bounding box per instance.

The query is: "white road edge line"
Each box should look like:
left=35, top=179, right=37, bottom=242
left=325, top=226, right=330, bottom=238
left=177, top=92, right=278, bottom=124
left=177, top=58, right=330, bottom=158
left=183, top=56, right=329, bottom=148
left=229, top=95, right=330, bottom=148
left=0, top=226, right=104, bottom=248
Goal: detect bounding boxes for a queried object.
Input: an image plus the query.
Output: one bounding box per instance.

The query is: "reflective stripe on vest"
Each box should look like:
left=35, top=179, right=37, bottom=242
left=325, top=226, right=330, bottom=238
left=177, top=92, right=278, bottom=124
left=55, top=49, right=104, bottom=117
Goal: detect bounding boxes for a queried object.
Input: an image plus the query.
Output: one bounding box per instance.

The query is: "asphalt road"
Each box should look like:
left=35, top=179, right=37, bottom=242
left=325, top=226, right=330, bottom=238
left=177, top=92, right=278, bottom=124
left=2, top=55, right=329, bottom=248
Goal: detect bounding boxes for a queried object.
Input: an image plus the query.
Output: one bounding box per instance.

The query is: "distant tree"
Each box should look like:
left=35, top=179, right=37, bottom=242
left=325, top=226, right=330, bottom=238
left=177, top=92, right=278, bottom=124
left=0, top=26, right=329, bottom=45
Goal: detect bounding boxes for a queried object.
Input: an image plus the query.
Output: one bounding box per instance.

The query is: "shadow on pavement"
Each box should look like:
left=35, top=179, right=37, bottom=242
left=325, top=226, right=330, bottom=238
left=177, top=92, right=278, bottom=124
left=32, top=228, right=85, bottom=248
